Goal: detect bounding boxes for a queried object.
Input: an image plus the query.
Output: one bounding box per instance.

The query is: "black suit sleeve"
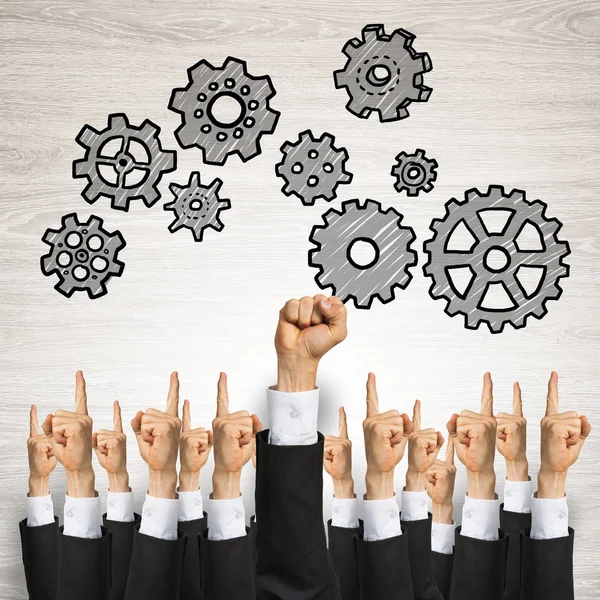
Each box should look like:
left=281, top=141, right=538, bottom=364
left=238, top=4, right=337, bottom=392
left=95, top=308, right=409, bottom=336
left=103, top=513, right=140, bottom=600
left=499, top=506, right=531, bottom=600
left=254, top=430, right=340, bottom=600
left=432, top=552, right=453, bottom=600
left=19, top=517, right=58, bottom=600
left=520, top=528, right=574, bottom=600
left=177, top=513, right=207, bottom=600
left=57, top=526, right=111, bottom=600
left=449, top=527, right=508, bottom=600
left=124, top=526, right=186, bottom=600
left=199, top=527, right=255, bottom=600
left=327, top=520, right=362, bottom=600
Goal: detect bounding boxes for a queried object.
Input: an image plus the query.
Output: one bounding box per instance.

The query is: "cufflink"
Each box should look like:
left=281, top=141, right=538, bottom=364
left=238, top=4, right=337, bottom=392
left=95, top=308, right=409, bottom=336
left=290, top=409, right=300, bottom=419
left=66, top=510, right=73, bottom=518
left=464, top=511, right=472, bottom=519
left=235, top=512, right=243, bottom=519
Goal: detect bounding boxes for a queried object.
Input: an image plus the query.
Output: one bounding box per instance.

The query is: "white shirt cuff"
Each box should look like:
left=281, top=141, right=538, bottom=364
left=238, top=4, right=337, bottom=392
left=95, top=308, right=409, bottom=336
left=26, top=494, right=55, bottom=527
left=207, top=494, right=246, bottom=541
left=179, top=489, right=204, bottom=523
left=139, top=494, right=179, bottom=541
left=530, top=494, right=569, bottom=540
left=64, top=494, right=102, bottom=539
left=331, top=497, right=360, bottom=529
left=504, top=478, right=532, bottom=514
left=401, top=489, right=429, bottom=522
left=267, top=386, right=319, bottom=446
left=362, top=495, right=402, bottom=542
left=106, top=490, right=134, bottom=523
left=460, top=495, right=500, bottom=541
left=431, top=522, right=455, bottom=555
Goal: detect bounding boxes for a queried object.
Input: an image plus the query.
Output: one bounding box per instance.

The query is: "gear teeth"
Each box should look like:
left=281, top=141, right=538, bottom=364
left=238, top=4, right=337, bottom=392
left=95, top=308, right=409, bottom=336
left=108, top=114, right=129, bottom=131
left=189, top=59, right=212, bottom=79
left=77, top=125, right=99, bottom=147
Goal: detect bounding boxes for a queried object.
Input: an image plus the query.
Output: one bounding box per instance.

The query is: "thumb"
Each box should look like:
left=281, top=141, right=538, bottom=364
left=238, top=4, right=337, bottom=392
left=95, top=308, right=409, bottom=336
left=446, top=414, right=459, bottom=439
left=42, top=414, right=54, bottom=439
left=320, top=297, right=347, bottom=341
left=131, top=411, right=144, bottom=437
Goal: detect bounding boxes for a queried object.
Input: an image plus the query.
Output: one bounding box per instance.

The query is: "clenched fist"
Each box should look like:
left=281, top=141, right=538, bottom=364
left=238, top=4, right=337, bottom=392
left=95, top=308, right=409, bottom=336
left=93, top=401, right=129, bottom=493
left=324, top=407, right=354, bottom=499
left=179, top=399, right=213, bottom=492
left=447, top=373, right=497, bottom=499
left=426, top=437, right=457, bottom=525
left=363, top=373, right=412, bottom=500
left=538, top=372, right=591, bottom=498
left=496, top=382, right=529, bottom=481
left=28, top=405, right=56, bottom=497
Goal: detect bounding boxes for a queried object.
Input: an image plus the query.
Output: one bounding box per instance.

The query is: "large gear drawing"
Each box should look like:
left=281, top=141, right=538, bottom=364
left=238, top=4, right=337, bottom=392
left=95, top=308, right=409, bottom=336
left=333, top=24, right=432, bottom=122
left=169, top=56, right=280, bottom=165
left=41, top=213, right=126, bottom=299
left=164, top=171, right=231, bottom=242
left=309, top=199, right=418, bottom=309
left=73, top=113, right=177, bottom=211
left=423, top=185, right=571, bottom=333
left=391, top=148, right=438, bottom=196
left=275, top=130, right=353, bottom=205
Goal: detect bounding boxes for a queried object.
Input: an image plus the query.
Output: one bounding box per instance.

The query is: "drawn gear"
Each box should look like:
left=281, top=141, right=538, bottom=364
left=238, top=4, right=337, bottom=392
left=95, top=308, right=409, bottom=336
left=41, top=213, right=126, bottom=298
left=334, top=24, right=432, bottom=122
left=309, top=199, right=417, bottom=309
left=73, top=114, right=176, bottom=211
left=169, top=56, right=280, bottom=165
left=423, top=185, right=571, bottom=333
left=276, top=130, right=353, bottom=206
left=164, top=172, right=231, bottom=242
left=391, top=149, right=438, bottom=196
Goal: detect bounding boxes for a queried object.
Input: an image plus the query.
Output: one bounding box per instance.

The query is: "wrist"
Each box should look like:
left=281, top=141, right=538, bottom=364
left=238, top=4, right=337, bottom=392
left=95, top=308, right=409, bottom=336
left=28, top=475, right=50, bottom=497
left=179, top=469, right=201, bottom=493
left=66, top=467, right=96, bottom=498
left=505, top=459, right=529, bottom=482
left=276, top=357, right=318, bottom=392
left=537, top=468, right=567, bottom=499
left=365, top=469, right=395, bottom=500
left=406, top=468, right=427, bottom=492
left=212, top=470, right=241, bottom=500
left=432, top=503, right=454, bottom=525
left=107, top=470, right=130, bottom=493
left=148, top=468, right=178, bottom=499
left=467, top=470, right=496, bottom=500
left=333, top=478, right=355, bottom=499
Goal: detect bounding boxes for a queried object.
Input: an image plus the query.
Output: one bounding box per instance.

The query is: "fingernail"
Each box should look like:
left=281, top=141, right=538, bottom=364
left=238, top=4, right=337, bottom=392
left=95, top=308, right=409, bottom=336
left=322, top=300, right=331, bottom=309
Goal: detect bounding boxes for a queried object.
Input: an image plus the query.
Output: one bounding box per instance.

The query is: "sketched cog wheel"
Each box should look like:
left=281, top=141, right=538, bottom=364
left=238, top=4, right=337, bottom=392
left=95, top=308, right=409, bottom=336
left=41, top=213, right=126, bottom=299
left=276, top=130, right=353, bottom=206
left=309, top=199, right=418, bottom=309
left=334, top=24, right=432, bottom=122
left=73, top=114, right=177, bottom=211
left=391, top=148, right=438, bottom=196
left=423, top=185, right=571, bottom=333
left=164, top=172, right=231, bottom=242
left=169, top=56, right=280, bottom=165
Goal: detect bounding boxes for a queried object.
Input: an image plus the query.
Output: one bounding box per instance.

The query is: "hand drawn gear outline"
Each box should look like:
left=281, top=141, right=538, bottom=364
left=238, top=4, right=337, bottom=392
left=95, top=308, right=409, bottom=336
left=169, top=56, right=280, bottom=165
left=309, top=199, right=418, bottom=309
left=333, top=24, right=432, bottom=122
left=275, top=130, right=353, bottom=206
left=423, top=185, right=571, bottom=334
left=73, top=113, right=177, bottom=212
left=391, top=148, right=438, bottom=196
left=164, top=171, right=231, bottom=242
left=41, top=213, right=126, bottom=299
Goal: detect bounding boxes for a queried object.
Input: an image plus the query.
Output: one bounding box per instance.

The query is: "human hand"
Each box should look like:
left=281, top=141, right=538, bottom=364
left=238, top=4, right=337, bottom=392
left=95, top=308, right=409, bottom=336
left=275, top=295, right=347, bottom=392
left=93, top=400, right=129, bottom=493
left=406, top=400, right=444, bottom=492
left=324, top=407, right=354, bottom=499
left=179, top=399, right=213, bottom=492
left=28, top=405, right=56, bottom=497
left=426, top=437, right=457, bottom=524
left=496, top=382, right=528, bottom=481
left=212, top=373, right=262, bottom=499
left=538, top=372, right=591, bottom=498
left=42, top=371, right=95, bottom=498
left=131, top=372, right=181, bottom=499
left=363, top=373, right=412, bottom=500
left=447, top=373, right=497, bottom=499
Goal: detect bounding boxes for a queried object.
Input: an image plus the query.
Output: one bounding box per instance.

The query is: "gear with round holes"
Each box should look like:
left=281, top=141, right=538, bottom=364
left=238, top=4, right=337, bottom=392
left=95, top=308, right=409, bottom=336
left=276, top=130, right=353, bottom=206
left=164, top=171, right=231, bottom=242
left=309, top=199, right=418, bottom=309
left=73, top=114, right=177, bottom=212
left=40, top=213, right=126, bottom=299
left=334, top=24, right=432, bottom=122
left=391, top=148, right=438, bottom=196
left=423, top=185, right=571, bottom=333
left=169, top=56, right=280, bottom=165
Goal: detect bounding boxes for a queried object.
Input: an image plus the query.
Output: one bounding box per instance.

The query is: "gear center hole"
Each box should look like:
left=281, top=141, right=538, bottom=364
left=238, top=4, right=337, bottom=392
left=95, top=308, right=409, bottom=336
left=367, top=65, right=392, bottom=87
left=190, top=200, right=203, bottom=211
left=207, top=92, right=245, bottom=128
left=484, top=246, right=511, bottom=273
left=347, top=237, right=380, bottom=270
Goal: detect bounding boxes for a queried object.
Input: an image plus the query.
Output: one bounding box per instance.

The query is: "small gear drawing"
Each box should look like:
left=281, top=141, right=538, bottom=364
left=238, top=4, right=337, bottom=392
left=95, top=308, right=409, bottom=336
left=391, top=148, right=438, bottom=196
left=41, top=213, right=126, bottom=299
left=423, top=185, right=571, bottom=333
left=169, top=56, right=280, bottom=165
left=309, top=199, right=418, bottom=309
left=334, top=24, right=432, bottom=122
left=275, top=130, right=353, bottom=206
left=164, top=172, right=231, bottom=242
left=73, top=113, right=177, bottom=211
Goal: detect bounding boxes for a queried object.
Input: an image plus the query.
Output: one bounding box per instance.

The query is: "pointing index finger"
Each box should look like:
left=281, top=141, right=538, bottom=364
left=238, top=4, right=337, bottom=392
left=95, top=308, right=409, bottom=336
left=338, top=407, right=348, bottom=439
left=513, top=382, right=523, bottom=417
left=366, top=373, right=379, bottom=417
left=166, top=372, right=180, bottom=416
left=445, top=435, right=455, bottom=465
left=216, top=372, right=229, bottom=417
left=545, top=372, right=559, bottom=416
left=74, top=370, right=88, bottom=415
left=113, top=401, right=123, bottom=433
left=182, top=399, right=192, bottom=432
left=413, top=400, right=422, bottom=431
left=480, top=372, right=494, bottom=416
left=30, top=405, right=40, bottom=438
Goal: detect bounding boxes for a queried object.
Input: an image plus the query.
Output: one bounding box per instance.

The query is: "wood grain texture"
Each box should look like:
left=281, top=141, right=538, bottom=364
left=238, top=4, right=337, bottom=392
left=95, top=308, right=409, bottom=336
left=1, top=0, right=599, bottom=596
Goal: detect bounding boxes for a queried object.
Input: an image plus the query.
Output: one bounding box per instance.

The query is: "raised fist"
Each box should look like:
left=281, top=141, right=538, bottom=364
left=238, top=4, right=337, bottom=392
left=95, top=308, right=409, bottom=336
left=93, top=400, right=129, bottom=492
left=426, top=437, right=456, bottom=524
left=324, top=407, right=354, bottom=499
left=180, top=399, right=213, bottom=492
left=496, top=382, right=528, bottom=481
left=28, top=405, right=56, bottom=496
